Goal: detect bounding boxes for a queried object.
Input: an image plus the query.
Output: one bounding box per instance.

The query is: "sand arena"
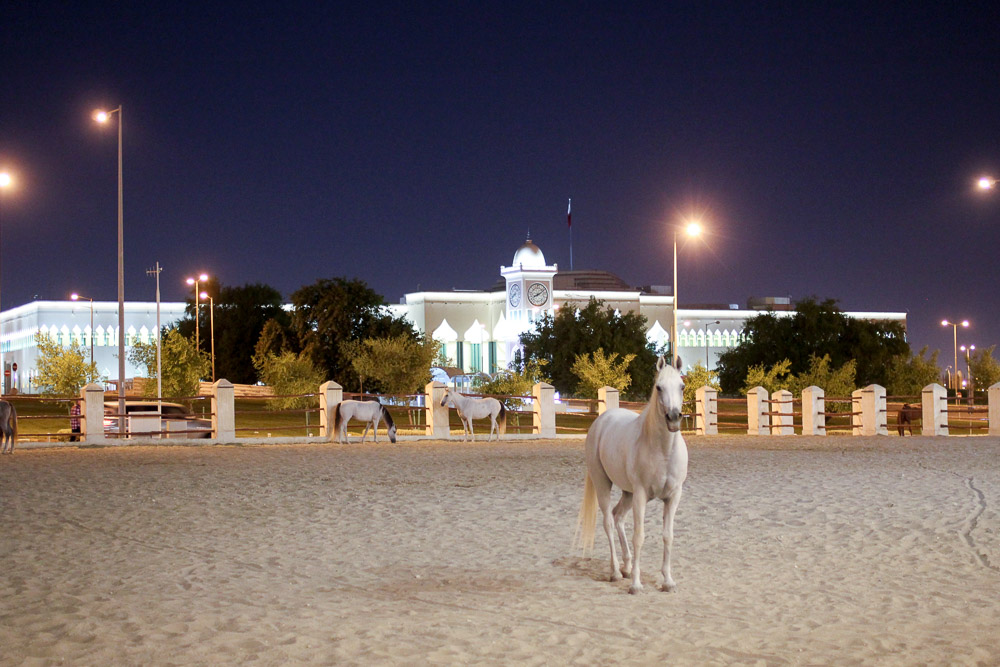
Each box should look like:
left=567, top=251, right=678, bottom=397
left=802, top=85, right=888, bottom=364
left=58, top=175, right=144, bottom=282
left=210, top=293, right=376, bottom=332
left=1, top=435, right=998, bottom=664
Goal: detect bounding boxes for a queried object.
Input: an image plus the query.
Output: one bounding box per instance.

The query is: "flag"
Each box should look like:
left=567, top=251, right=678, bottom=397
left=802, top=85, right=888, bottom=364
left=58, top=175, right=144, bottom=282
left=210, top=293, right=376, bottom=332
left=567, top=198, right=572, bottom=228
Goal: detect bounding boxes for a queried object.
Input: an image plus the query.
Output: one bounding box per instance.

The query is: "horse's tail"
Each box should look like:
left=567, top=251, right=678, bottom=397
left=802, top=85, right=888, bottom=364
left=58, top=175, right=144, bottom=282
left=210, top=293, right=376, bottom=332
left=10, top=403, right=17, bottom=445
left=331, top=402, right=343, bottom=442
left=574, top=471, right=598, bottom=555
left=497, top=403, right=507, bottom=435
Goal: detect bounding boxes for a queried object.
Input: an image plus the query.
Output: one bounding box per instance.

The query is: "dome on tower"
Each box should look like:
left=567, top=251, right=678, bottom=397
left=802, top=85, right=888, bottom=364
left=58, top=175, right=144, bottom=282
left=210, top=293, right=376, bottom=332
left=511, top=237, right=546, bottom=268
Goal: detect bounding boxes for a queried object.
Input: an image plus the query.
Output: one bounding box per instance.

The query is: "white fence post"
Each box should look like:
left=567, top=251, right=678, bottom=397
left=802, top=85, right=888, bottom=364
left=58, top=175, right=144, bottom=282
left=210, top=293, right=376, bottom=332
left=319, top=381, right=343, bottom=439
left=990, top=382, right=1000, bottom=436
left=212, top=379, right=236, bottom=443
left=747, top=387, right=769, bottom=435
left=533, top=382, right=556, bottom=438
left=695, top=386, right=717, bottom=435
left=82, top=383, right=106, bottom=445
left=426, top=381, right=451, bottom=439
left=922, top=383, right=948, bottom=436
left=771, top=389, right=793, bottom=435
left=852, top=384, right=887, bottom=436
left=801, top=386, right=825, bottom=435
left=598, top=386, right=619, bottom=415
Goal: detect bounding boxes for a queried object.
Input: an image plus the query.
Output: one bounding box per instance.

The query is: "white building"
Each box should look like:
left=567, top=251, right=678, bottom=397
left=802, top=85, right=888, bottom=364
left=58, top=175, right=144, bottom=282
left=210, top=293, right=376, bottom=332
left=390, top=237, right=907, bottom=376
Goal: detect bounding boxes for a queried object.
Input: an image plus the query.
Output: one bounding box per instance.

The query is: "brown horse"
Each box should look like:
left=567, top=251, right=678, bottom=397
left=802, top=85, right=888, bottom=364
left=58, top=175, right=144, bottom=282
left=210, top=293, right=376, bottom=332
left=897, top=403, right=920, bottom=436
left=0, top=400, right=17, bottom=454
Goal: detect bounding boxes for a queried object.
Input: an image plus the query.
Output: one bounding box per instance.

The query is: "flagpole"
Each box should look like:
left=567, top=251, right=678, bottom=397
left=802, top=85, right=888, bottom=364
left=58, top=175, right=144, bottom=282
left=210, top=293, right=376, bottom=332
left=567, top=198, right=573, bottom=270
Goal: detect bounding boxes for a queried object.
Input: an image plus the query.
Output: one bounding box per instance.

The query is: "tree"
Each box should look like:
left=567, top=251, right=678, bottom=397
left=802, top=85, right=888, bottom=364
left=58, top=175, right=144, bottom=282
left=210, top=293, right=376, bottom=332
left=742, top=359, right=793, bottom=395
left=473, top=359, right=550, bottom=409
left=517, top=298, right=657, bottom=399
left=570, top=349, right=636, bottom=398
left=177, top=282, right=287, bottom=384
left=786, top=354, right=857, bottom=398
left=255, top=318, right=296, bottom=359
left=128, top=328, right=209, bottom=398
left=341, top=334, right=440, bottom=395
left=682, top=361, right=720, bottom=404
left=886, top=347, right=941, bottom=396
left=716, top=297, right=909, bottom=394
left=252, top=350, right=327, bottom=410
left=969, top=346, right=1000, bottom=392
left=33, top=332, right=100, bottom=396
left=289, top=277, right=416, bottom=391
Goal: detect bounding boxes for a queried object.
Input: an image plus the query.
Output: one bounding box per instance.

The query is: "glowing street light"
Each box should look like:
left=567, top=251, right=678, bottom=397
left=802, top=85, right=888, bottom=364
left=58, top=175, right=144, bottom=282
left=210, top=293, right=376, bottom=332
left=942, top=319, right=969, bottom=391
left=960, top=344, right=976, bottom=397
left=185, top=273, right=209, bottom=353
left=0, top=170, right=13, bottom=396
left=672, top=220, right=703, bottom=366
left=70, top=293, right=95, bottom=368
left=94, top=105, right=126, bottom=435
left=200, top=291, right=215, bottom=382
left=977, top=176, right=996, bottom=191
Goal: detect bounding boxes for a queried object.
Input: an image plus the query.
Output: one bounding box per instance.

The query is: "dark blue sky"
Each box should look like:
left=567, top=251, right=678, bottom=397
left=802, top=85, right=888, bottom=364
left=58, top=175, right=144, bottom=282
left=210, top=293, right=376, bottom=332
left=3, top=2, right=999, bottom=360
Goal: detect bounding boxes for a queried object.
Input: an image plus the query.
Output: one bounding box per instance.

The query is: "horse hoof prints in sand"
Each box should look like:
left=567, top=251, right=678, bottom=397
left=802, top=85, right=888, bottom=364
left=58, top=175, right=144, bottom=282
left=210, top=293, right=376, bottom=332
left=576, top=356, right=688, bottom=594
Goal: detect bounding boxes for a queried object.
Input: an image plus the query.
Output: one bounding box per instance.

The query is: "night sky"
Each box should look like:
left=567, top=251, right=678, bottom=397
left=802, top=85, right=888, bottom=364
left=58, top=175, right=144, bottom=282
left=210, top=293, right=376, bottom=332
left=3, top=2, right=1000, bottom=361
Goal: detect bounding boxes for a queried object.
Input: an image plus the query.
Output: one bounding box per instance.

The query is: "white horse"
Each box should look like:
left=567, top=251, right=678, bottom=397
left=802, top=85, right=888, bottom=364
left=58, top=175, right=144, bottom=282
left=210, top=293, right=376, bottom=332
left=0, top=400, right=16, bottom=454
left=576, top=356, right=688, bottom=594
left=332, top=400, right=397, bottom=444
left=440, top=388, right=507, bottom=441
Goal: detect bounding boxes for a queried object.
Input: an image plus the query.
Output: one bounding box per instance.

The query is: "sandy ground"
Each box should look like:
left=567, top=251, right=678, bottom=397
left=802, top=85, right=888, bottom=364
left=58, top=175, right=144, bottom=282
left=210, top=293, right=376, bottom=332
left=1, top=435, right=999, bottom=666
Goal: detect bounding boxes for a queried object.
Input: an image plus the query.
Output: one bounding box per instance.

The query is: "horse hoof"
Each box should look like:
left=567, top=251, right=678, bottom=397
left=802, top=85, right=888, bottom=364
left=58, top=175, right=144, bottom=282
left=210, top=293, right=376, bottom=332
left=661, top=582, right=677, bottom=593
left=610, top=572, right=622, bottom=582
left=628, top=584, right=642, bottom=595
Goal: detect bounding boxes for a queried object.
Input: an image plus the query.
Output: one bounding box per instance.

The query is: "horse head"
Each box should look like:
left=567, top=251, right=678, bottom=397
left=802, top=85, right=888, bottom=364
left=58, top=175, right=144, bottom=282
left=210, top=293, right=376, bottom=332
left=440, top=389, right=451, bottom=407
left=654, top=355, right=685, bottom=432
left=382, top=406, right=397, bottom=443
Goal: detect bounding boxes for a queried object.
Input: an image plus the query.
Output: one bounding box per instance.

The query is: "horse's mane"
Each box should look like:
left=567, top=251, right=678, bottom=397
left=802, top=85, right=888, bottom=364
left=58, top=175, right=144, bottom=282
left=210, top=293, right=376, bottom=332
left=380, top=405, right=395, bottom=429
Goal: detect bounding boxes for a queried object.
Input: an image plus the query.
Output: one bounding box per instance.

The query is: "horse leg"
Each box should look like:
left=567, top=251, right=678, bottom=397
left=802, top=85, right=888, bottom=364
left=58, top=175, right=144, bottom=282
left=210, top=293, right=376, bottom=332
left=591, top=471, right=621, bottom=581
left=612, top=492, right=634, bottom=577
left=629, top=489, right=648, bottom=594
left=467, top=418, right=475, bottom=442
left=660, top=487, right=683, bottom=592
left=360, top=422, right=371, bottom=443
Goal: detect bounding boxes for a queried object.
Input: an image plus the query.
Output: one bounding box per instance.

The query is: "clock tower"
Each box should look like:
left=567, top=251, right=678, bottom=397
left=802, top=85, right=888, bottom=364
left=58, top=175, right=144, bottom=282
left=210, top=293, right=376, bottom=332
left=500, top=236, right=557, bottom=339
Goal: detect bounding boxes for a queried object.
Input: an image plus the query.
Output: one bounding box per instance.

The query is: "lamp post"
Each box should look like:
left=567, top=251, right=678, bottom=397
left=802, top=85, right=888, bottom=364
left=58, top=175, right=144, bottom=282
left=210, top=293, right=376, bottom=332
left=941, top=319, right=969, bottom=391
left=961, top=344, right=976, bottom=401
left=671, top=221, right=703, bottom=366
left=185, top=273, right=208, bottom=353
left=147, top=263, right=162, bottom=407
left=201, top=291, right=215, bottom=382
left=70, top=293, right=95, bottom=368
left=705, top=320, right=721, bottom=371
left=0, top=170, right=13, bottom=395
left=94, top=106, right=126, bottom=435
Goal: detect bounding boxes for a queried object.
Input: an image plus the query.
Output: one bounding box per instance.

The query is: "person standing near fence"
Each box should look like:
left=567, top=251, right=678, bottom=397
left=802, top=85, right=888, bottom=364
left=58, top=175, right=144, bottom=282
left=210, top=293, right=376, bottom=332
left=70, top=400, right=81, bottom=442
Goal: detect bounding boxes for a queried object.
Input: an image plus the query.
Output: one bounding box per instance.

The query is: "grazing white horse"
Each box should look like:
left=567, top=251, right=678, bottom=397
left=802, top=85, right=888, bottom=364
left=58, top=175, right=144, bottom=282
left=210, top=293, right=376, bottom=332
left=0, top=400, right=16, bottom=455
left=576, top=356, right=688, bottom=594
left=440, top=388, right=507, bottom=441
left=332, top=400, right=397, bottom=444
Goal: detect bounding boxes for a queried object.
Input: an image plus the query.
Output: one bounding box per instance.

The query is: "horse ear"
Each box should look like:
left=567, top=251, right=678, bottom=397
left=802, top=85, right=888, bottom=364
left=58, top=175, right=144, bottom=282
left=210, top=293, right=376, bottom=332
left=656, top=356, right=666, bottom=371
left=674, top=355, right=683, bottom=371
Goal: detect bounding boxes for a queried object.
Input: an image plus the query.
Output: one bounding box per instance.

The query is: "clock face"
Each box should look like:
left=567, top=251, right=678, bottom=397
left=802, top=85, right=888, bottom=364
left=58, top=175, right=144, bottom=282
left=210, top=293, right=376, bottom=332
left=527, top=282, right=549, bottom=306
left=508, top=283, right=521, bottom=307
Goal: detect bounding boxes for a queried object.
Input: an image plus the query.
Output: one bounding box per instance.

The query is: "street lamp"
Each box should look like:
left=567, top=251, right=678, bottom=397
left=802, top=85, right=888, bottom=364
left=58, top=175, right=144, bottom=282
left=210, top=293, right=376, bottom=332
left=941, top=319, right=969, bottom=391
left=977, top=176, right=996, bottom=191
left=147, top=263, right=163, bottom=405
left=0, top=170, right=13, bottom=396
left=94, top=106, right=126, bottom=435
left=672, top=221, right=703, bottom=366
left=70, top=293, right=95, bottom=368
left=961, top=344, right=976, bottom=399
left=185, top=273, right=208, bottom=352
left=705, top=320, right=721, bottom=371
left=200, top=291, right=215, bottom=382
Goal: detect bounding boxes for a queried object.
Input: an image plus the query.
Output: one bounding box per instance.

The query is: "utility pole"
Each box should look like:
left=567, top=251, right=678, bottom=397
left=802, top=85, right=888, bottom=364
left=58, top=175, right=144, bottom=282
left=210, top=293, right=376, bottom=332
left=146, top=263, right=162, bottom=412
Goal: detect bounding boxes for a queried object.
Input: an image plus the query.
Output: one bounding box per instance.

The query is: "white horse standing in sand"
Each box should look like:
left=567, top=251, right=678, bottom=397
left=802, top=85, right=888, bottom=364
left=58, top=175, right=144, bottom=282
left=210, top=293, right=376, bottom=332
left=332, top=400, right=397, bottom=444
left=577, top=355, right=688, bottom=594
left=440, top=388, right=506, bottom=441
